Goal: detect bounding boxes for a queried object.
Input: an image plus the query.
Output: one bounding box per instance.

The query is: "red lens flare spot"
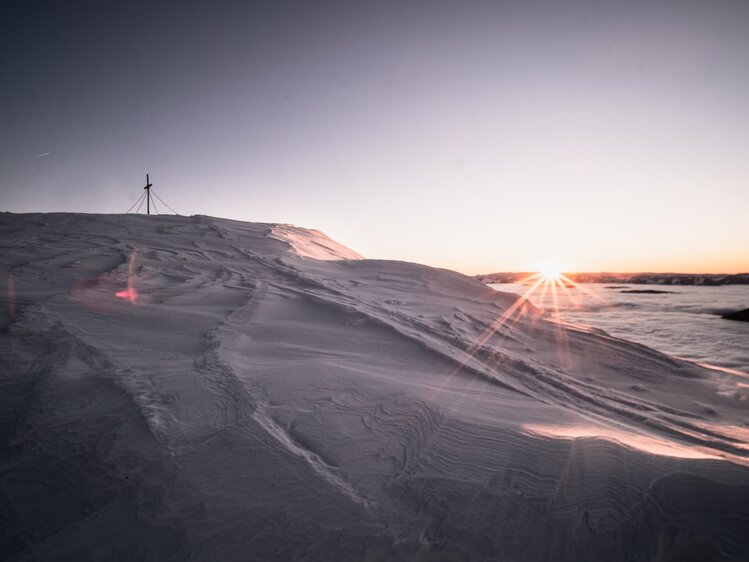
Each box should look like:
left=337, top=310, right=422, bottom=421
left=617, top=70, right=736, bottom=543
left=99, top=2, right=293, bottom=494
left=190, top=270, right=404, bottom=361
left=116, top=287, right=139, bottom=302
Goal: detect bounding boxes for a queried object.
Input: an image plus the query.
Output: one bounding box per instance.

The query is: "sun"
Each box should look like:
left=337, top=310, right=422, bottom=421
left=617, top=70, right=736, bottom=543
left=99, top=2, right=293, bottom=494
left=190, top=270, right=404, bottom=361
left=535, top=260, right=566, bottom=285
left=539, top=266, right=563, bottom=284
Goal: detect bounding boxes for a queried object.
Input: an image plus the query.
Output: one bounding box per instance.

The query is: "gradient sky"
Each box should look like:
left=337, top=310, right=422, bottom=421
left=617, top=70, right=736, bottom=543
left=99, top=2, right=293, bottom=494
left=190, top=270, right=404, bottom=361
left=2, top=0, right=748, bottom=274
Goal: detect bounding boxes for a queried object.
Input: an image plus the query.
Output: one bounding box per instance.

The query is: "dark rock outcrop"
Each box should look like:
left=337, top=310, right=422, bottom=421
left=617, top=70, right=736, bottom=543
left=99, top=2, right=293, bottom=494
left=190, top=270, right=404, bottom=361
left=722, top=308, right=749, bottom=322
left=620, top=289, right=675, bottom=294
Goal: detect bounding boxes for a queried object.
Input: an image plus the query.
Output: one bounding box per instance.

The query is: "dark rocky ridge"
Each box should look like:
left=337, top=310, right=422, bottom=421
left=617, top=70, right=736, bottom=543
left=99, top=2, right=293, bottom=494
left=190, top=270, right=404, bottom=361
left=722, top=308, right=749, bottom=322
left=620, top=289, right=675, bottom=294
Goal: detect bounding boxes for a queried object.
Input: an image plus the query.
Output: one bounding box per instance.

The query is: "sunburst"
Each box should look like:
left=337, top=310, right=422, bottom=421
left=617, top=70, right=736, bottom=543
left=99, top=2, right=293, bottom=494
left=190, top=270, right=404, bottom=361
left=429, top=259, right=603, bottom=402
left=539, top=266, right=563, bottom=285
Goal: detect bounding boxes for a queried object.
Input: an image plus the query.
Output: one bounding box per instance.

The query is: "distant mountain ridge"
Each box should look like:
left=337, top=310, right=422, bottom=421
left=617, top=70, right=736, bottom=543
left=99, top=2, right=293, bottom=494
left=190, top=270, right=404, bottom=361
left=477, top=271, right=749, bottom=285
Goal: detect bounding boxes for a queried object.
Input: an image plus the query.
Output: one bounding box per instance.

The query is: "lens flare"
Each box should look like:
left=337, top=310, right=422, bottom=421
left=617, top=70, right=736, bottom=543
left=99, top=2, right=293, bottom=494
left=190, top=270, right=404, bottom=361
left=115, top=287, right=139, bottom=302
left=115, top=250, right=139, bottom=303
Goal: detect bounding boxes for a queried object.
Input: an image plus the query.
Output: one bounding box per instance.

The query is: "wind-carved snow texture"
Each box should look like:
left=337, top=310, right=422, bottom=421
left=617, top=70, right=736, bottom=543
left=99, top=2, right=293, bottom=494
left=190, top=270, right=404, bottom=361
left=1, top=213, right=749, bottom=561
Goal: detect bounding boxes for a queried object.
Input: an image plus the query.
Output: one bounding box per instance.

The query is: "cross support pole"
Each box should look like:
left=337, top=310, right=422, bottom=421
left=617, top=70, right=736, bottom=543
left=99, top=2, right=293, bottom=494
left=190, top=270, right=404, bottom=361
left=144, top=174, right=153, bottom=215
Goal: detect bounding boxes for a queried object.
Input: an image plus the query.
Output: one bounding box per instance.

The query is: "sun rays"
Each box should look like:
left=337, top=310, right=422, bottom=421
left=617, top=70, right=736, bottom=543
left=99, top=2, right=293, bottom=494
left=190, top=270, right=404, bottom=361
left=428, top=264, right=608, bottom=403
left=518, top=266, right=604, bottom=316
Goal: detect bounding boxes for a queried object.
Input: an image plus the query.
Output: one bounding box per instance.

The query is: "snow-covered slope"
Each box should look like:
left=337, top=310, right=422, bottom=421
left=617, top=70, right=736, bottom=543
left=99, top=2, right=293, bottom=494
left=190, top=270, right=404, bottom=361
left=1, top=213, right=748, bottom=561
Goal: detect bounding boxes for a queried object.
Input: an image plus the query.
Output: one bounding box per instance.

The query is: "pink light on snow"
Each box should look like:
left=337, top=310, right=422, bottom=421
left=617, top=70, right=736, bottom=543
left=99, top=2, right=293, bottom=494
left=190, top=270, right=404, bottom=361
left=523, top=423, right=723, bottom=461
left=115, top=287, right=139, bottom=302
left=115, top=250, right=139, bottom=303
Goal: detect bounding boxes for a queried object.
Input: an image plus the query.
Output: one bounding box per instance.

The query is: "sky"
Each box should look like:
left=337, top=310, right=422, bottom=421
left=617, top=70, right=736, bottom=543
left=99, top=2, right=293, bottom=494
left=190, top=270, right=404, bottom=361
left=1, top=0, right=748, bottom=274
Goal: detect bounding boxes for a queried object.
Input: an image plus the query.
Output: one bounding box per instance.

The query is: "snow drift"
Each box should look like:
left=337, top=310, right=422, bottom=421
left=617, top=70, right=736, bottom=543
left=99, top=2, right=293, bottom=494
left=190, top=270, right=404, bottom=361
left=1, top=213, right=748, bottom=561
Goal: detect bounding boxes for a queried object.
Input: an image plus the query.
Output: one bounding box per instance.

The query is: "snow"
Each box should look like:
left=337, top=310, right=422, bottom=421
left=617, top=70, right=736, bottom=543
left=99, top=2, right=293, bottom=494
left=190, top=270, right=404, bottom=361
left=1, top=212, right=749, bottom=561
left=269, top=223, right=364, bottom=261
